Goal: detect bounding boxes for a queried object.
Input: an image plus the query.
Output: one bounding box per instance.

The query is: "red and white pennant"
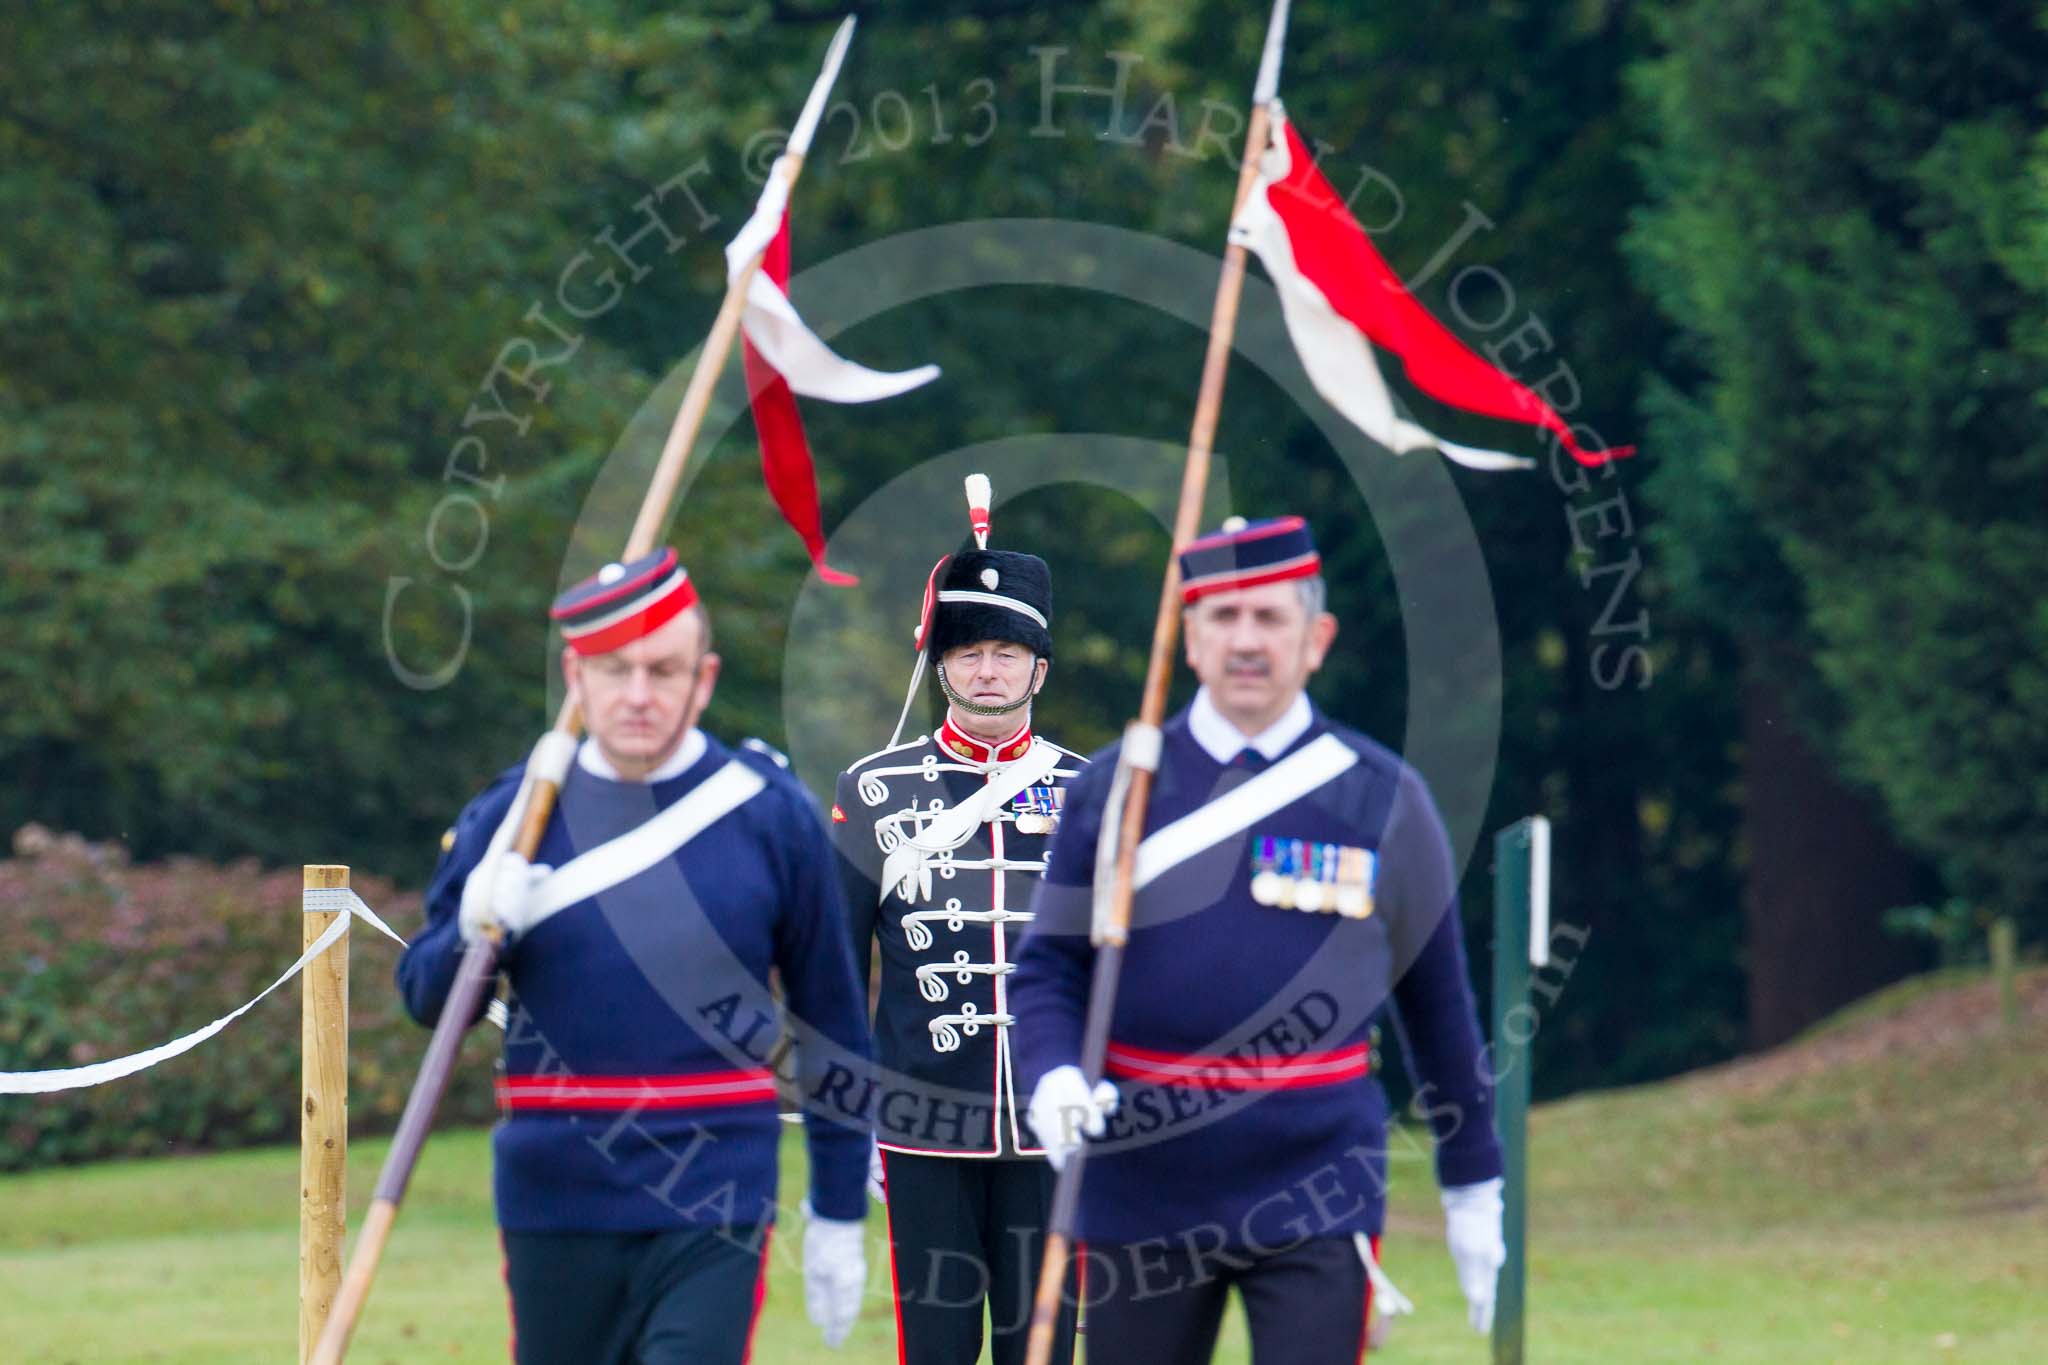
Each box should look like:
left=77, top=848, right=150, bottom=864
left=723, top=98, right=940, bottom=584
left=1229, top=103, right=1633, bottom=472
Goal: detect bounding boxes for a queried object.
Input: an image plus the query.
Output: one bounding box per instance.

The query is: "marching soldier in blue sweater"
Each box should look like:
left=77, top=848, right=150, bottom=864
left=1010, top=515, right=1506, bottom=1364
left=398, top=547, right=873, bottom=1365
left=832, top=478, right=1086, bottom=1365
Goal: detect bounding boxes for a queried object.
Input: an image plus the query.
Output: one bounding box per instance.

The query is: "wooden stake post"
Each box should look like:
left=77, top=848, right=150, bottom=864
left=300, top=864, right=350, bottom=1363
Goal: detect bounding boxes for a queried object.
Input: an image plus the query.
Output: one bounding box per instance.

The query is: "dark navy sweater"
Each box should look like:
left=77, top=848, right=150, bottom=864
left=397, top=735, right=872, bottom=1232
left=1009, top=703, right=1501, bottom=1247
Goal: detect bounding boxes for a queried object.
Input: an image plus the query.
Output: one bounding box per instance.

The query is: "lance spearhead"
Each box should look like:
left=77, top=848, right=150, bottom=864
left=1253, top=0, right=1292, bottom=106
left=790, top=16, right=858, bottom=158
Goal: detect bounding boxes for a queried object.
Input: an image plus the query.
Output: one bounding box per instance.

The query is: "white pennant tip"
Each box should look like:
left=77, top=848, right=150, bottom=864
left=1437, top=441, right=1537, bottom=472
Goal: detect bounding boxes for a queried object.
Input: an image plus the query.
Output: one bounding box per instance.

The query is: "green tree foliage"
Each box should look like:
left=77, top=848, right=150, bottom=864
left=4, top=1, right=1752, bottom=1093
left=0, top=1, right=727, bottom=874
left=1628, top=0, right=2048, bottom=937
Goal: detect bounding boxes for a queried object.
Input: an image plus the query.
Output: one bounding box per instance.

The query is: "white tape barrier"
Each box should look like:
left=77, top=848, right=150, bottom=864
left=0, top=888, right=504, bottom=1096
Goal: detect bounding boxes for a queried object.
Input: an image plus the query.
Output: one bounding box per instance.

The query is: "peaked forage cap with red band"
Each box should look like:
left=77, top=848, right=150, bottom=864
left=550, top=547, right=699, bottom=655
left=1178, top=515, right=1321, bottom=603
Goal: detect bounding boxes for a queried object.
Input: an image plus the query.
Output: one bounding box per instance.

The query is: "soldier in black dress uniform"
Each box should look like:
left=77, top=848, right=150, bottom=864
left=831, top=476, right=1086, bottom=1365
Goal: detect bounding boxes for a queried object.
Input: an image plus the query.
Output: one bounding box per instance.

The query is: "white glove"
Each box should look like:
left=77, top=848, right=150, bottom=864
left=801, top=1201, right=866, bottom=1348
left=867, top=1140, right=887, bottom=1206
left=1441, top=1176, right=1506, bottom=1334
left=1026, top=1064, right=1119, bottom=1171
left=458, top=852, right=550, bottom=945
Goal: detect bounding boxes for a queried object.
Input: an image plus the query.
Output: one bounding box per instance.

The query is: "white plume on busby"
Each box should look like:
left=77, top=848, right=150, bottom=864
left=886, top=474, right=1054, bottom=745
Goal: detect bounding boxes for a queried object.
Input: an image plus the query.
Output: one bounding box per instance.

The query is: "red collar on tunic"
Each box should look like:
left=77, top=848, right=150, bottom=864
left=936, top=714, right=1033, bottom=765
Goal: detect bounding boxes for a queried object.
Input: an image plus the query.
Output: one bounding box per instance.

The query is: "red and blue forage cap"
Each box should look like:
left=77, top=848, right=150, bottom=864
left=1177, top=515, right=1321, bottom=603
left=549, top=547, right=699, bottom=656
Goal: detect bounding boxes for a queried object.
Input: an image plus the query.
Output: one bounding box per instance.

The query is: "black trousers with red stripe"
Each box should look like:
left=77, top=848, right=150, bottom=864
left=880, top=1150, right=1078, bottom=1365
left=1080, top=1233, right=1374, bottom=1365
left=502, top=1224, right=770, bottom=1365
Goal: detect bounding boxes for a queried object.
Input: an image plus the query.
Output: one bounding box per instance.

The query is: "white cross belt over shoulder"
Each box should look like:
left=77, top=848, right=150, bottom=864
left=862, top=738, right=1079, bottom=1056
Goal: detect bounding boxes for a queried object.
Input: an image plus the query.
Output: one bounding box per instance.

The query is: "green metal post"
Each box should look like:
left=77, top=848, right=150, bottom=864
left=1990, top=917, right=2018, bottom=1032
left=1491, top=815, right=1548, bottom=1365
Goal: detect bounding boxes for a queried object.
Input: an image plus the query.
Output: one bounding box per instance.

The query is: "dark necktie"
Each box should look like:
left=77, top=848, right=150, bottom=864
left=1230, top=748, right=1270, bottom=774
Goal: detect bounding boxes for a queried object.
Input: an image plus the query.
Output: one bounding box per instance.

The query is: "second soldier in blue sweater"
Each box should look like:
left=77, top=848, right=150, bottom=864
left=1010, top=516, right=1507, bottom=1364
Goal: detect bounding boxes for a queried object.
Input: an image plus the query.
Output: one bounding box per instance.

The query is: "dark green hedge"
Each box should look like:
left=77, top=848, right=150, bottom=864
left=0, top=836, right=499, bottom=1171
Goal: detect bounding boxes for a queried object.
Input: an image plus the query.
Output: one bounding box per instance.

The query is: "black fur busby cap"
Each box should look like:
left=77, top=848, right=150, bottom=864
left=926, top=549, right=1054, bottom=662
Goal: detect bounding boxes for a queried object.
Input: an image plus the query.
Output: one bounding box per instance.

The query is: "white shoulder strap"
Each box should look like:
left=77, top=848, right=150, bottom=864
left=1133, top=733, right=1359, bottom=890
left=525, top=760, right=769, bottom=928
left=878, top=738, right=1062, bottom=901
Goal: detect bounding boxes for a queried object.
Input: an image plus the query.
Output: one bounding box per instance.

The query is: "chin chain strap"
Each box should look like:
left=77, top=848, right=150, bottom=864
left=934, top=659, right=1039, bottom=718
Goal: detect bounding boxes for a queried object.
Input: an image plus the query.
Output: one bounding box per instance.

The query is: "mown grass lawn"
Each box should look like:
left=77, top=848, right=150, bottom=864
left=3, top=971, right=2043, bottom=1362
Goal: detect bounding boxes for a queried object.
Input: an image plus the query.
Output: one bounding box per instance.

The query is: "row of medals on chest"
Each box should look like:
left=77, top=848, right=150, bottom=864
left=964, top=779, right=1374, bottom=918
left=1252, top=836, right=1377, bottom=918
left=1008, top=783, right=1062, bottom=836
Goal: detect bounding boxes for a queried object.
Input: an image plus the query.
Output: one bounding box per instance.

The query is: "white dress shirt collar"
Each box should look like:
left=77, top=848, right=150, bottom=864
left=1188, top=686, right=1313, bottom=765
left=576, top=728, right=706, bottom=784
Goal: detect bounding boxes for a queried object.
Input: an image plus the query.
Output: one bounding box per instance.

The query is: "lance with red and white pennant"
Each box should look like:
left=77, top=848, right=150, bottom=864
left=1022, top=1, right=1632, bottom=1358
left=311, top=19, right=871, bottom=1362
left=1021, top=1, right=1297, bottom=1359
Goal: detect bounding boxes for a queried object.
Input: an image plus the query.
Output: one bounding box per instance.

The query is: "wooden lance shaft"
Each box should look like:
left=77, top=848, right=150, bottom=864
left=300, top=865, right=349, bottom=1363
left=1020, top=96, right=1274, bottom=1365
left=308, top=152, right=806, bottom=1365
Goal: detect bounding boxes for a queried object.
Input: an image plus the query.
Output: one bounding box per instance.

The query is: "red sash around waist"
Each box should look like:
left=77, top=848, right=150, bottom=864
left=496, top=1068, right=779, bottom=1113
left=1102, top=1040, right=1371, bottom=1092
